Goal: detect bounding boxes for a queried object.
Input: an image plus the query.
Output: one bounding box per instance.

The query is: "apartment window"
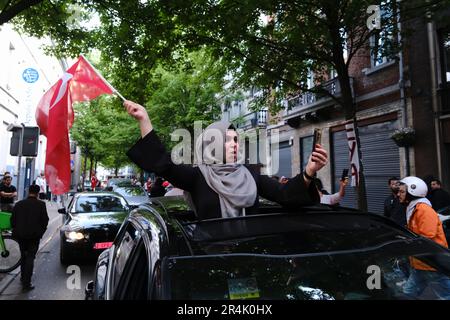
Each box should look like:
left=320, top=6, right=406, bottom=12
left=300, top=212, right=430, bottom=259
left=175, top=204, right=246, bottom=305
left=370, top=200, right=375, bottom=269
left=438, top=26, right=450, bottom=113
left=370, top=2, right=395, bottom=67
left=439, top=26, right=450, bottom=83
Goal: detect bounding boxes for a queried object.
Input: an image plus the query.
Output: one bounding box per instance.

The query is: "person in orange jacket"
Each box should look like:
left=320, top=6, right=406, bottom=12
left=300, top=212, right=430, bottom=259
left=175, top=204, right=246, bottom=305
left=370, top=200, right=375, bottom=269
left=398, top=176, right=450, bottom=299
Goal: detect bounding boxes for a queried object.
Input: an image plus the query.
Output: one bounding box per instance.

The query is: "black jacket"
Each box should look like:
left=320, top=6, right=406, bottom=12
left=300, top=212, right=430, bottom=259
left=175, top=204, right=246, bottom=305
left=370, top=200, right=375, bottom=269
left=127, top=130, right=319, bottom=220
left=383, top=194, right=406, bottom=226
left=428, top=189, right=450, bottom=211
left=11, top=197, right=49, bottom=240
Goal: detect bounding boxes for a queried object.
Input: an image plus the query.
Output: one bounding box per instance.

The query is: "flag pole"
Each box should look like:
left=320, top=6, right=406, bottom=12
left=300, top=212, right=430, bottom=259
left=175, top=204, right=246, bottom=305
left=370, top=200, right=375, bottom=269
left=79, top=54, right=126, bottom=101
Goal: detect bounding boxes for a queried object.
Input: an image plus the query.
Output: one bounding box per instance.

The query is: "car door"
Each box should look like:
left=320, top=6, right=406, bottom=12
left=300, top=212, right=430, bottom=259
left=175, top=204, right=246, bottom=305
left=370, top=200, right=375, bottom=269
left=109, top=220, right=145, bottom=299
left=113, top=240, right=151, bottom=300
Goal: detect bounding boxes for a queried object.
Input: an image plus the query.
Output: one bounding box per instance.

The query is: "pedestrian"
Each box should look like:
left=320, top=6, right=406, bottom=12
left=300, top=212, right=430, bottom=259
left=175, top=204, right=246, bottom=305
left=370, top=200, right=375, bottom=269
left=144, top=177, right=152, bottom=194
left=383, top=177, right=406, bottom=226
left=150, top=177, right=166, bottom=197
left=91, top=171, right=98, bottom=191
left=397, top=176, right=450, bottom=299
left=35, top=172, right=47, bottom=200
left=428, top=178, right=450, bottom=211
left=0, top=175, right=17, bottom=212
left=316, top=177, right=349, bottom=206
left=124, top=100, right=327, bottom=220
left=0, top=171, right=11, bottom=188
left=10, top=184, right=49, bottom=291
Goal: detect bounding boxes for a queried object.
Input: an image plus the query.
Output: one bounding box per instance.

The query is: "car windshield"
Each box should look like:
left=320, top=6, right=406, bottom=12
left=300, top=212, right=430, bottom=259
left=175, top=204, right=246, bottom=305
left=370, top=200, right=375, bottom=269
left=116, top=186, right=146, bottom=196
left=167, top=239, right=450, bottom=300
left=74, top=195, right=127, bottom=213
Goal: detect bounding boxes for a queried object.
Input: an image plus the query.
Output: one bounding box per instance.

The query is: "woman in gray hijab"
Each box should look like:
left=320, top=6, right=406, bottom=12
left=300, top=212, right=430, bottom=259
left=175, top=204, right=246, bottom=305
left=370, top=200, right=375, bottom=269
left=124, top=100, right=328, bottom=220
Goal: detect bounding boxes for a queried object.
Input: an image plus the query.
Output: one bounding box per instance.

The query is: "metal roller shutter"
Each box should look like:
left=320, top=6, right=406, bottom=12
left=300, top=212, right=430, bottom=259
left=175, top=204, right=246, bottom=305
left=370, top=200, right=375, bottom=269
left=332, top=120, right=401, bottom=214
left=273, top=141, right=292, bottom=178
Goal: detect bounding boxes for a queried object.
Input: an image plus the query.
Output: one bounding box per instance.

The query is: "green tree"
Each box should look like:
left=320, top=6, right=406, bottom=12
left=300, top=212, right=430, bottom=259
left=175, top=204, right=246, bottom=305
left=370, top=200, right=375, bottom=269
left=8, top=0, right=450, bottom=209
left=145, top=50, right=226, bottom=147
left=70, top=96, right=140, bottom=177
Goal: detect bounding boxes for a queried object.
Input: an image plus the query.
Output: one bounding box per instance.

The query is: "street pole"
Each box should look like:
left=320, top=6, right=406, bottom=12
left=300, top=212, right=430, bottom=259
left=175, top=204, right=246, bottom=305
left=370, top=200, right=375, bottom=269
left=16, top=125, right=24, bottom=200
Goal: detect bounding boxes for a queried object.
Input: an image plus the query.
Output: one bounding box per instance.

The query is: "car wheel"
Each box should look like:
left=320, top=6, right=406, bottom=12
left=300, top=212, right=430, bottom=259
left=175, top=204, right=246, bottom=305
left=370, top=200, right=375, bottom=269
left=60, top=238, right=73, bottom=265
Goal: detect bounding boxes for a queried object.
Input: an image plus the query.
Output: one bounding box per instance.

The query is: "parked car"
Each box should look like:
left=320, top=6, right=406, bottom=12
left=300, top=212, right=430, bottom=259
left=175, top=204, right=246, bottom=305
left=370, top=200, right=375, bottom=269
left=86, top=197, right=450, bottom=300
left=106, top=178, right=133, bottom=190
left=59, top=192, right=130, bottom=264
left=113, top=185, right=150, bottom=207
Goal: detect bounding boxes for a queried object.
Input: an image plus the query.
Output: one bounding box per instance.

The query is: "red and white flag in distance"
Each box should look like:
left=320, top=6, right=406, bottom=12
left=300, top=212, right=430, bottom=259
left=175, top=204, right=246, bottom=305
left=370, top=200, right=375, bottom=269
left=36, top=55, right=123, bottom=195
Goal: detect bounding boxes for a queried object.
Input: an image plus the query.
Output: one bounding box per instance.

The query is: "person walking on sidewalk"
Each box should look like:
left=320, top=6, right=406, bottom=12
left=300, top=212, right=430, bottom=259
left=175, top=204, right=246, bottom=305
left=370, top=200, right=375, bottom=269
left=10, top=185, right=49, bottom=291
left=35, top=172, right=47, bottom=201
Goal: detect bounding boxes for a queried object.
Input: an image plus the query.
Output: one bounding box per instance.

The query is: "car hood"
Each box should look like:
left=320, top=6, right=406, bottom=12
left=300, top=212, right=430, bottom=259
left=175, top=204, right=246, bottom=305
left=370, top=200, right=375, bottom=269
left=68, top=211, right=128, bottom=230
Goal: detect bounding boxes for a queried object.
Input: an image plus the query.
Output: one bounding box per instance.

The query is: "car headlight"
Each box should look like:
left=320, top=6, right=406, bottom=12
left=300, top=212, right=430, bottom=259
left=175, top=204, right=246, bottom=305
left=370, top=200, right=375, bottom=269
left=65, top=231, right=85, bottom=241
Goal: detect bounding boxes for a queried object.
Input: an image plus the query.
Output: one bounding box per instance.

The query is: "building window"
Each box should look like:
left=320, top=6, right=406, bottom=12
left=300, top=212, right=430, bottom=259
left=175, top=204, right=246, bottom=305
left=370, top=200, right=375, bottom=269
left=299, top=136, right=313, bottom=173
left=438, top=26, right=450, bottom=83
left=438, top=26, right=450, bottom=113
left=369, top=2, right=395, bottom=67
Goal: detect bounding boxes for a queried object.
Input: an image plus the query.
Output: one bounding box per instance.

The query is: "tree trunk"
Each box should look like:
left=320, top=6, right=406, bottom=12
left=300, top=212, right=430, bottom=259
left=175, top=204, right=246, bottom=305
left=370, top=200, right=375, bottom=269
left=89, top=157, right=93, bottom=180
left=82, top=153, right=87, bottom=191
left=332, top=31, right=368, bottom=212
left=115, top=167, right=118, bottom=177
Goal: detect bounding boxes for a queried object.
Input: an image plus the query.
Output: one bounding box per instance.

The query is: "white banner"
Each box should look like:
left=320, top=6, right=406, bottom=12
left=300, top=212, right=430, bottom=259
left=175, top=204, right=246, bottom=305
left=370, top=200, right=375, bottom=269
left=345, top=121, right=360, bottom=187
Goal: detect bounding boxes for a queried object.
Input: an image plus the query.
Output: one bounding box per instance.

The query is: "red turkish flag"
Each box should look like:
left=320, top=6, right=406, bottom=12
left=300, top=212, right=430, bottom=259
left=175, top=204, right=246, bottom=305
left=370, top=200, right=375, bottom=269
left=36, top=56, right=114, bottom=194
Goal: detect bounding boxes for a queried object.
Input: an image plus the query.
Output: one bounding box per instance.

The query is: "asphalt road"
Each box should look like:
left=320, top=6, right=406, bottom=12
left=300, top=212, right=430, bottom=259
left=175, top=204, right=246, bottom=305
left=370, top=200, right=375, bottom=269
left=0, top=201, right=96, bottom=300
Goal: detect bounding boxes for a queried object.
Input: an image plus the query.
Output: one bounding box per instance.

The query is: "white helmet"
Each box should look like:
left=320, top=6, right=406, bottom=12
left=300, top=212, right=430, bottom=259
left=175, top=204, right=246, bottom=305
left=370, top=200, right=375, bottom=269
left=400, top=176, right=428, bottom=198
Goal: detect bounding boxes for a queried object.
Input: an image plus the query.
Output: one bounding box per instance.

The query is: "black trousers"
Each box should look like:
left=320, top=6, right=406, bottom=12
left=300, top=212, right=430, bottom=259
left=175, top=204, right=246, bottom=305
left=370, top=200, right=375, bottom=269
left=17, top=239, right=40, bottom=286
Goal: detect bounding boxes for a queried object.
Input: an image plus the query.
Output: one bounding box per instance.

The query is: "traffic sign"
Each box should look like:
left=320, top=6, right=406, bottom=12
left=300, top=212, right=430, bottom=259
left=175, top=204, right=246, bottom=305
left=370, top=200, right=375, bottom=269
left=22, top=68, right=39, bottom=83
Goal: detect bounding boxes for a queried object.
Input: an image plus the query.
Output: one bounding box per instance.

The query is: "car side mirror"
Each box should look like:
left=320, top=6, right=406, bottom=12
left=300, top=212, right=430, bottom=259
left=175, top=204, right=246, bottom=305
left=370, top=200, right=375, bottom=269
left=58, top=208, right=67, bottom=214
left=85, top=281, right=94, bottom=300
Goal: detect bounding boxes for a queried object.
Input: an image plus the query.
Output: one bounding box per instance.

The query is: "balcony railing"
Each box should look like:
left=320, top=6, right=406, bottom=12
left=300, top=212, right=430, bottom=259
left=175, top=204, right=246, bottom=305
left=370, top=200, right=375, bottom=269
left=234, top=110, right=268, bottom=130
left=284, top=77, right=352, bottom=118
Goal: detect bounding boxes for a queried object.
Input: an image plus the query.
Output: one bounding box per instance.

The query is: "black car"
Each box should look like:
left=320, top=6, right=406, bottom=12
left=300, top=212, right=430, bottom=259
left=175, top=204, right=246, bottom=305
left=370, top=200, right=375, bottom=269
left=86, top=197, right=450, bottom=300
left=59, top=192, right=130, bottom=264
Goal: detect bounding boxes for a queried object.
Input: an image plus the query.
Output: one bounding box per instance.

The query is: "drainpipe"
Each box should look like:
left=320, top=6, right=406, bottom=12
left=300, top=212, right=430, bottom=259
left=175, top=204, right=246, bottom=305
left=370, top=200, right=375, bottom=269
left=427, top=20, right=443, bottom=181
left=397, top=2, right=410, bottom=176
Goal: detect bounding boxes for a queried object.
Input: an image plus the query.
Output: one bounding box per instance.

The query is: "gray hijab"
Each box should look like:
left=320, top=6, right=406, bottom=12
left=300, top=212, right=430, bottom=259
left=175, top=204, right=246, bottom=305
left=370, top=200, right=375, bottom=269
left=193, top=121, right=257, bottom=218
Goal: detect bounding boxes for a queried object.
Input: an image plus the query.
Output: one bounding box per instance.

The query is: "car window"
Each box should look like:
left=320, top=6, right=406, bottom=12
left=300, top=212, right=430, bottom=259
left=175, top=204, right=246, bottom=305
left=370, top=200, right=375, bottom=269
left=114, top=241, right=150, bottom=300
left=73, top=195, right=127, bottom=213
left=117, top=187, right=146, bottom=196
left=167, top=240, right=450, bottom=300
left=112, top=223, right=140, bottom=294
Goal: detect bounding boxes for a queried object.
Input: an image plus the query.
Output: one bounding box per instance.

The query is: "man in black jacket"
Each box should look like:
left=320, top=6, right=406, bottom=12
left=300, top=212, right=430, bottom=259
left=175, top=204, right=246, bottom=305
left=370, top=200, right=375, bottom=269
left=383, top=177, right=406, bottom=226
left=428, top=179, right=450, bottom=211
left=11, top=185, right=49, bottom=291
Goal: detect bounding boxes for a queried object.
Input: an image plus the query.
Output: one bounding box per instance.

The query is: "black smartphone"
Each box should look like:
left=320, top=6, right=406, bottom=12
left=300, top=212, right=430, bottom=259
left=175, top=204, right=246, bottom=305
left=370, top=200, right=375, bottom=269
left=341, top=169, right=349, bottom=181
left=311, top=128, right=322, bottom=161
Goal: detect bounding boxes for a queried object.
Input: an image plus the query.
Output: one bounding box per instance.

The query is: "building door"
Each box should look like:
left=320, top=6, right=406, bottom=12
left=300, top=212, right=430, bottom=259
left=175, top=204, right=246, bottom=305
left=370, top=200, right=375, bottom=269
left=332, top=120, right=400, bottom=213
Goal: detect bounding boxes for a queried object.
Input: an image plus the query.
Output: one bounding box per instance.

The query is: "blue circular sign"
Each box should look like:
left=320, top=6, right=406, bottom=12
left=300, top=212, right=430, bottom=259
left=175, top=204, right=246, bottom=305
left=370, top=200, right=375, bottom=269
left=22, top=68, right=39, bottom=83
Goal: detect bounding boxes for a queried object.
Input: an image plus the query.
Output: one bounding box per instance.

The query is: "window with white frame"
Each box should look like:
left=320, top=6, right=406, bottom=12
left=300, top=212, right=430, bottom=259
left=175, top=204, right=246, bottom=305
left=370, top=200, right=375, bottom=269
left=369, top=2, right=394, bottom=67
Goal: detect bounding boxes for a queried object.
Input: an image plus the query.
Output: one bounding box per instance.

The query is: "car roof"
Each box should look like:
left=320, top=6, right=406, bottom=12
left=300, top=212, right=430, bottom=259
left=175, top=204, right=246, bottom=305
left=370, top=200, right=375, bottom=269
left=130, top=196, right=426, bottom=257
left=74, top=191, right=124, bottom=197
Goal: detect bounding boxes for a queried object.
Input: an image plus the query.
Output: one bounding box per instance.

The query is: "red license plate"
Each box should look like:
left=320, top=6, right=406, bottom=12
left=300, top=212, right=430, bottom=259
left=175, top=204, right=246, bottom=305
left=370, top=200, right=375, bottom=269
left=93, top=242, right=113, bottom=249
